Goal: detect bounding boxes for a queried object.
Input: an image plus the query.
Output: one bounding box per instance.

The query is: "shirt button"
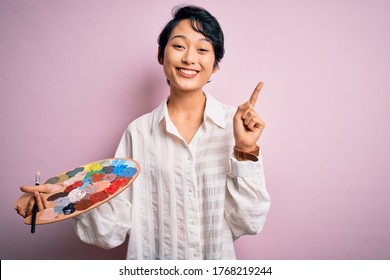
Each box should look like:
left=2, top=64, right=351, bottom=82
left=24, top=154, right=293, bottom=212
left=187, top=155, right=192, bottom=161
left=193, top=252, right=198, bottom=258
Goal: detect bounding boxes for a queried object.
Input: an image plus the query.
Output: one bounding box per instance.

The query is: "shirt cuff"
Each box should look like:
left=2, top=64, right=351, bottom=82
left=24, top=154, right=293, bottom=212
left=229, top=155, right=262, bottom=178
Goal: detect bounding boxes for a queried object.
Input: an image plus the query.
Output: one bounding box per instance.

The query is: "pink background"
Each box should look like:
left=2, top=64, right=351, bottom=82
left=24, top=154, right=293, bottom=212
left=1, top=0, right=389, bottom=260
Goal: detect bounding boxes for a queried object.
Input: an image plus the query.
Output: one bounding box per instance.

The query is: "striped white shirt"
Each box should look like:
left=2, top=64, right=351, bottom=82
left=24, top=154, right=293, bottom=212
left=74, top=94, right=271, bottom=259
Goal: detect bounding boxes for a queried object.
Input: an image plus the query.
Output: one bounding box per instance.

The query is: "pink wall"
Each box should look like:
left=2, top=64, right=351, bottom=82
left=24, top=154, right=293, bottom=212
left=1, top=0, right=389, bottom=260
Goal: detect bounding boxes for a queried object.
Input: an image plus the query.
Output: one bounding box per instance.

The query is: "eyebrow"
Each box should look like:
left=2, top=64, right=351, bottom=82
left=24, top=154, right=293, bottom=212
left=170, top=35, right=212, bottom=43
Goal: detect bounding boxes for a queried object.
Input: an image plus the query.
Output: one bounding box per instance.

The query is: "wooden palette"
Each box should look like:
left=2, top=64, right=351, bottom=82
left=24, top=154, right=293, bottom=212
left=15, top=158, right=140, bottom=225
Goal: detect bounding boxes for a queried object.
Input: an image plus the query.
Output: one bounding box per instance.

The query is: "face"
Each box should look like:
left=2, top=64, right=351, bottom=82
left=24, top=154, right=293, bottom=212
left=160, top=19, right=217, bottom=95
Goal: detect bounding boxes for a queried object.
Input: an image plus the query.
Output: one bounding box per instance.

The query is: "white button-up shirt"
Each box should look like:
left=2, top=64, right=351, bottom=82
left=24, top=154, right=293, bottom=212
left=74, top=94, right=271, bottom=259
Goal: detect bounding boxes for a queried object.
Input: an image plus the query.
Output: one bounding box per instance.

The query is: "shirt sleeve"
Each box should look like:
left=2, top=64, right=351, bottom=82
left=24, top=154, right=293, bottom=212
left=72, top=129, right=133, bottom=249
left=224, top=153, right=271, bottom=240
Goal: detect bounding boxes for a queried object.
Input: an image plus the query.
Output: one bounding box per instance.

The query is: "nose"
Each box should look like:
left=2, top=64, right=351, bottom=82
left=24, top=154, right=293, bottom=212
left=181, top=48, right=196, bottom=65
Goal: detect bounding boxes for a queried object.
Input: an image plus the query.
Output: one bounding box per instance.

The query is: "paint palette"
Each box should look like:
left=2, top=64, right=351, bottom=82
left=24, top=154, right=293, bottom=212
left=15, top=158, right=140, bottom=225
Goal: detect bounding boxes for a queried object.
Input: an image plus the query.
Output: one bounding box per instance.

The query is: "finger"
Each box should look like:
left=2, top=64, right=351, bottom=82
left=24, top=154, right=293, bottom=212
left=242, top=106, right=261, bottom=121
left=41, top=193, right=48, bottom=209
left=245, top=117, right=258, bottom=129
left=35, top=191, right=44, bottom=211
left=20, top=184, right=62, bottom=194
left=245, top=115, right=265, bottom=130
left=242, top=107, right=254, bottom=120
left=26, top=197, right=36, bottom=217
left=247, top=121, right=255, bottom=131
left=244, top=115, right=252, bottom=126
left=16, top=205, right=27, bottom=218
left=236, top=103, right=248, bottom=115
left=20, top=185, right=44, bottom=193
left=249, top=82, right=264, bottom=106
left=256, top=116, right=266, bottom=129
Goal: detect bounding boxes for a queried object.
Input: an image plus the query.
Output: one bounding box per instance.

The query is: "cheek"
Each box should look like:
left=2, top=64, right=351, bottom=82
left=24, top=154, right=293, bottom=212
left=164, top=48, right=180, bottom=64
left=200, top=55, right=216, bottom=71
left=163, top=56, right=175, bottom=70
left=162, top=60, right=176, bottom=81
left=162, top=63, right=170, bottom=77
left=162, top=55, right=177, bottom=72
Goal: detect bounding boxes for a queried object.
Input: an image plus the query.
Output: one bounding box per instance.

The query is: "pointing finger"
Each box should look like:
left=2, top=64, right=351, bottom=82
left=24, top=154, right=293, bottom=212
left=249, top=82, right=264, bottom=106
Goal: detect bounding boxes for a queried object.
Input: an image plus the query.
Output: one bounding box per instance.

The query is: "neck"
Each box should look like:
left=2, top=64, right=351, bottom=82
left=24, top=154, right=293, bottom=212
left=166, top=88, right=207, bottom=144
left=167, top=88, right=206, bottom=117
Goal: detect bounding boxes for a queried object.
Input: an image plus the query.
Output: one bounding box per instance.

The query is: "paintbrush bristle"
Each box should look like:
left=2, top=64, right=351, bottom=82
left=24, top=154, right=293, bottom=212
left=36, top=170, right=41, bottom=176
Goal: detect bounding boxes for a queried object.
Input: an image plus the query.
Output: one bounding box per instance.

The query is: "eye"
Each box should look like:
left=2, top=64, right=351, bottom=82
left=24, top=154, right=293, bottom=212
left=198, top=48, right=209, bottom=53
left=173, top=44, right=185, bottom=50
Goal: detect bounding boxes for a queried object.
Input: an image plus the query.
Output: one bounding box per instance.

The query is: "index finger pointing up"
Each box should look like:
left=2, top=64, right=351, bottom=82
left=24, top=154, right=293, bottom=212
left=249, top=82, right=264, bottom=106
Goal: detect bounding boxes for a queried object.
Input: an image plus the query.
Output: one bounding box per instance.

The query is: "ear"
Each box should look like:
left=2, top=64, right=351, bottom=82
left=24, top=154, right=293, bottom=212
left=158, top=46, right=163, bottom=65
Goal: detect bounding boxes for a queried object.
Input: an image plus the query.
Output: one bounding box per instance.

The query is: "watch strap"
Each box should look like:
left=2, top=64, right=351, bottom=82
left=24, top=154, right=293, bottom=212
left=234, top=146, right=259, bottom=162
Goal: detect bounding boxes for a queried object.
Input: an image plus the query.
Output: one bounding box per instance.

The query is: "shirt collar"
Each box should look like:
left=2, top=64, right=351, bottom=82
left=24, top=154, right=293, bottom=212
left=203, top=94, right=227, bottom=129
left=151, top=98, right=167, bottom=132
left=151, top=94, right=227, bottom=133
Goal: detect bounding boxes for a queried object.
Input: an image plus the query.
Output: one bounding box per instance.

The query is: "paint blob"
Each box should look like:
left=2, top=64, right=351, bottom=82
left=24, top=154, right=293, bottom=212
left=47, top=192, right=68, bottom=201
left=39, top=208, right=58, bottom=221
left=89, top=191, right=109, bottom=203
left=93, top=181, right=110, bottom=192
left=103, top=173, right=117, bottom=182
left=75, top=199, right=94, bottom=211
left=62, top=203, right=76, bottom=215
left=45, top=176, right=60, bottom=184
left=66, top=167, right=85, bottom=177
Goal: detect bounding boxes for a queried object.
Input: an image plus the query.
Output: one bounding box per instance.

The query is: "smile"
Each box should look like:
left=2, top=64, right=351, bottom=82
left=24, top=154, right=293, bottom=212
left=177, top=68, right=199, bottom=76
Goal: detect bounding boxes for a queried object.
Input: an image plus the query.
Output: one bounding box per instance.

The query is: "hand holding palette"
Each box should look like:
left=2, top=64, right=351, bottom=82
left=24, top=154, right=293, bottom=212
left=15, top=158, right=140, bottom=226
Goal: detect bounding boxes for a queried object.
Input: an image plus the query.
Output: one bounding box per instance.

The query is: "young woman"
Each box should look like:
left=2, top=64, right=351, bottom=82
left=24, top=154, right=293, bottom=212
left=17, top=5, right=270, bottom=260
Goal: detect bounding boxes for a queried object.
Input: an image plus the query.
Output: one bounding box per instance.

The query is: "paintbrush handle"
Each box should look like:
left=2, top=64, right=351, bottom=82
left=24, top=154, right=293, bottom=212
left=31, top=171, right=40, bottom=234
left=31, top=203, right=38, bottom=233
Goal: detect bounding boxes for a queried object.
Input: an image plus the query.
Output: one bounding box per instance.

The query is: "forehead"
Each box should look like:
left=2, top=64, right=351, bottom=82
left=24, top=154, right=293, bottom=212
left=169, top=19, right=210, bottom=42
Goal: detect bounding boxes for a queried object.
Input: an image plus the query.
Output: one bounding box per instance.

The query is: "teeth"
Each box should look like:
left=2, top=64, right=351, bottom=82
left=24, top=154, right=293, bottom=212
left=179, top=68, right=197, bottom=75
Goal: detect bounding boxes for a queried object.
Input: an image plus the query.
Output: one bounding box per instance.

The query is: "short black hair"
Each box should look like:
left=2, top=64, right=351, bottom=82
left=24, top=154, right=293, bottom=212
left=157, top=5, right=225, bottom=69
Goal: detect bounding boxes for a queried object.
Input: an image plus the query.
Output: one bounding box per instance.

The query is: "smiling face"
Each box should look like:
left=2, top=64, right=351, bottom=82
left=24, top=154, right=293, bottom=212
left=161, top=19, right=217, bottom=95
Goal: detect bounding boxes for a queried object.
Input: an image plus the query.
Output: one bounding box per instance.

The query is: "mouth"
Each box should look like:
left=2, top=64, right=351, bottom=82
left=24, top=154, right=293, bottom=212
left=176, top=67, right=199, bottom=77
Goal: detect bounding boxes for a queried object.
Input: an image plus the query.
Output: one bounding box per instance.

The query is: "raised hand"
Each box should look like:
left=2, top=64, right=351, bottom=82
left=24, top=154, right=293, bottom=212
left=233, top=82, right=266, bottom=151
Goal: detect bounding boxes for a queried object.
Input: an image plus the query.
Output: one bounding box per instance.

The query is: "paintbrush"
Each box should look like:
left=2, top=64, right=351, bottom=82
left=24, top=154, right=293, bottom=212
left=31, top=170, right=40, bottom=234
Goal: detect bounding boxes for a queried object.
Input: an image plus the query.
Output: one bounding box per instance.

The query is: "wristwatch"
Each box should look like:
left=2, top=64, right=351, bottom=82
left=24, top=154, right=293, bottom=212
left=234, top=146, right=259, bottom=162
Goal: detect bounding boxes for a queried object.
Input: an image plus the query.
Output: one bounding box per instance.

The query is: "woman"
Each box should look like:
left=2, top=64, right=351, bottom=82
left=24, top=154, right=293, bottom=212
left=17, top=5, right=270, bottom=260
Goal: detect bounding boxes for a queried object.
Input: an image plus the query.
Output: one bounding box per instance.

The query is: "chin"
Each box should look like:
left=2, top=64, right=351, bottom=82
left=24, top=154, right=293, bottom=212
left=171, top=81, right=202, bottom=92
